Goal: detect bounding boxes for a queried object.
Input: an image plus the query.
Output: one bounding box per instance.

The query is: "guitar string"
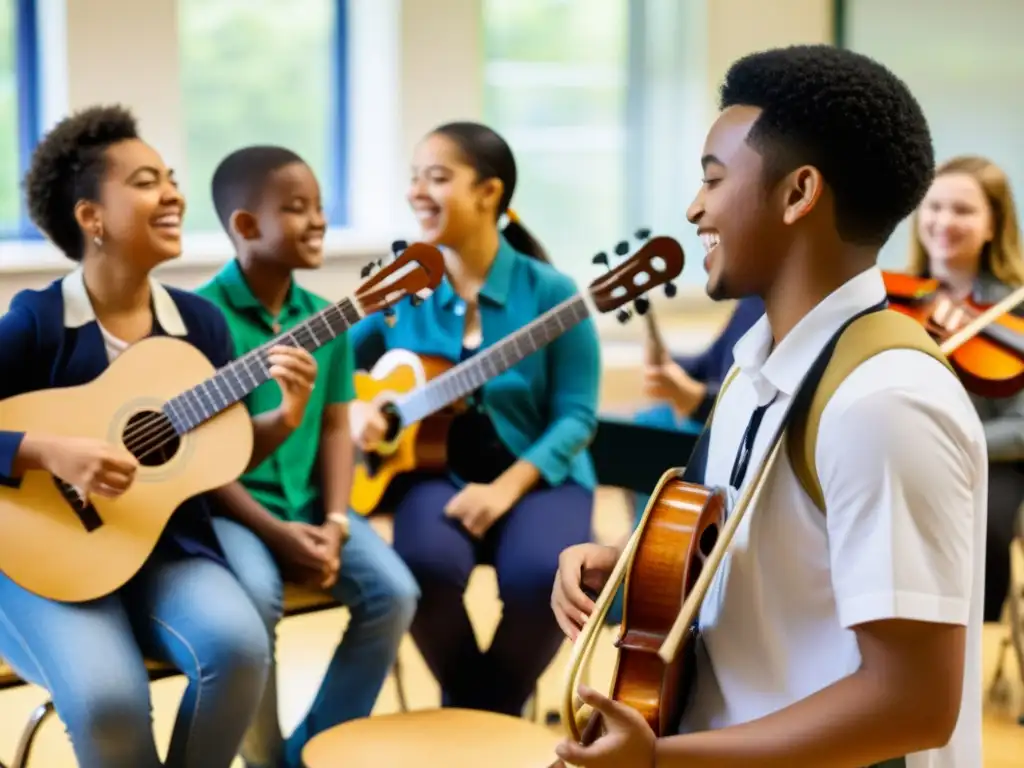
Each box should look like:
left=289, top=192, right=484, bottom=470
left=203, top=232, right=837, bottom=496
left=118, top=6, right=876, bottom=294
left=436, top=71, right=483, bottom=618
left=117, top=301, right=356, bottom=464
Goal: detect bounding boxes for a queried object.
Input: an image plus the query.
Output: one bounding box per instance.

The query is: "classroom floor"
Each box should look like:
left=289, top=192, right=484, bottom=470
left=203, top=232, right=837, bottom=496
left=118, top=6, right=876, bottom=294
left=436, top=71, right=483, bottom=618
left=0, top=320, right=1021, bottom=766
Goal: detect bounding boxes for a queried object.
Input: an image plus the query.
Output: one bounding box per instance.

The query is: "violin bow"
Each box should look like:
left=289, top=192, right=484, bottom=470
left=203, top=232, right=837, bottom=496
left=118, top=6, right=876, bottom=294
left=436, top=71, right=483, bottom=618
left=938, top=283, right=1024, bottom=356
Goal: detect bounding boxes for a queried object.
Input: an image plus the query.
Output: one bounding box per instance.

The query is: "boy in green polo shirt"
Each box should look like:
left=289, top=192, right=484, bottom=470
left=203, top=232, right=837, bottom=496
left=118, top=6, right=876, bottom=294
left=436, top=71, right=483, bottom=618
left=196, top=145, right=419, bottom=768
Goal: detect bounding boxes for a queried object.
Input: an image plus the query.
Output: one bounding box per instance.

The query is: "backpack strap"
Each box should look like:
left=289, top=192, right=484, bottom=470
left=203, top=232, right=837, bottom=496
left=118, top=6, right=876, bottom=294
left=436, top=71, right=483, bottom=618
left=785, top=309, right=955, bottom=513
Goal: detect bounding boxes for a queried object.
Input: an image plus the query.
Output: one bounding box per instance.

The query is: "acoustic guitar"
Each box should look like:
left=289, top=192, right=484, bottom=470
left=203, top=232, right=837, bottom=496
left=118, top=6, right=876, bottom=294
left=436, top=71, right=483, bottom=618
left=0, top=243, right=445, bottom=603
left=348, top=232, right=685, bottom=516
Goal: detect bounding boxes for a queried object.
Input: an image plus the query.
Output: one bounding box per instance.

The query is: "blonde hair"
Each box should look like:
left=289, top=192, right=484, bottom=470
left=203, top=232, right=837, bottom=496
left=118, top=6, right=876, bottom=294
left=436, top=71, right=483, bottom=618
left=907, top=155, right=1024, bottom=287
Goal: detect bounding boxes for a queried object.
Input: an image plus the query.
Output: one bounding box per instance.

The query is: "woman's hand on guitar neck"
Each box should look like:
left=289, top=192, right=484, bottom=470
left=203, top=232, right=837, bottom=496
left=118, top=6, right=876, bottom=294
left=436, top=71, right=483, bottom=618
left=17, top=434, right=138, bottom=498
left=550, top=543, right=621, bottom=641
left=349, top=401, right=388, bottom=451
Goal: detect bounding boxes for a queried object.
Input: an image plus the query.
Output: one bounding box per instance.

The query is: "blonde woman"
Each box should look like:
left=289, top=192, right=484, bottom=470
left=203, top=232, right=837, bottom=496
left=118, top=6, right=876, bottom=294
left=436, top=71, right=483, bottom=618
left=909, top=154, right=1024, bottom=623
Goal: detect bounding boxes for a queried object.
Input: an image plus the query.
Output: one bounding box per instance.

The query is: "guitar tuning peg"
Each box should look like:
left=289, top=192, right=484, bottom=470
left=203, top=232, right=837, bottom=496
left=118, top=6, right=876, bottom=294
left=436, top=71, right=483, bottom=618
left=383, top=307, right=396, bottom=317
left=664, top=282, right=678, bottom=298
left=614, top=240, right=630, bottom=257
left=409, top=294, right=423, bottom=307
left=391, top=239, right=408, bottom=255
left=360, top=262, right=374, bottom=279
left=635, top=227, right=651, bottom=240
left=616, top=308, right=632, bottom=324
left=592, top=251, right=609, bottom=268
left=634, top=296, right=650, bottom=315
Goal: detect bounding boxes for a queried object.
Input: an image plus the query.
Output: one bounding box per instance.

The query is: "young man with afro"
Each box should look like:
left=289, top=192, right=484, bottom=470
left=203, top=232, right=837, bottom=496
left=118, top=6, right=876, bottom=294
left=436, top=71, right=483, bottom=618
left=551, top=44, right=985, bottom=768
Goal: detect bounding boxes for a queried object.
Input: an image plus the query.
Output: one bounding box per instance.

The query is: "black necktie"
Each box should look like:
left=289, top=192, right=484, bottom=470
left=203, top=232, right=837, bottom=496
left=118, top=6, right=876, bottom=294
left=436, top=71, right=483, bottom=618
left=729, top=393, right=778, bottom=489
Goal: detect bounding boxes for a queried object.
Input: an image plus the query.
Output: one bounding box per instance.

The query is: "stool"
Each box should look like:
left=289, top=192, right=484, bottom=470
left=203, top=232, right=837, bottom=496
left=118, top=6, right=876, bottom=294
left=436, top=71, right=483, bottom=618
left=301, top=708, right=563, bottom=768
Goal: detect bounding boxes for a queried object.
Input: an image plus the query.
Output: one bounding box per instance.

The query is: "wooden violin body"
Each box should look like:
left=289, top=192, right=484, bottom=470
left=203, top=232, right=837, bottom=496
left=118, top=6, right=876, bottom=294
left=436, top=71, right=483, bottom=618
left=882, top=271, right=1024, bottom=398
left=566, top=470, right=727, bottom=744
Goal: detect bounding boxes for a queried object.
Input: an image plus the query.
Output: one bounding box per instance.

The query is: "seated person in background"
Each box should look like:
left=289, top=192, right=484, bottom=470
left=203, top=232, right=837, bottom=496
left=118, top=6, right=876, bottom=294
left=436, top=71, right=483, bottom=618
left=906, top=154, right=1024, bottom=624
left=0, top=106, right=317, bottom=768
left=350, top=121, right=600, bottom=717
left=641, top=295, right=765, bottom=428
left=197, top=145, right=418, bottom=768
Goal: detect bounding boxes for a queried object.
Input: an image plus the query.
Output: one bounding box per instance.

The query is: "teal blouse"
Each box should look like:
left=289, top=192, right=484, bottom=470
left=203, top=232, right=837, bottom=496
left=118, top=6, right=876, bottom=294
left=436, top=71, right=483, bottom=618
left=348, top=236, right=601, bottom=490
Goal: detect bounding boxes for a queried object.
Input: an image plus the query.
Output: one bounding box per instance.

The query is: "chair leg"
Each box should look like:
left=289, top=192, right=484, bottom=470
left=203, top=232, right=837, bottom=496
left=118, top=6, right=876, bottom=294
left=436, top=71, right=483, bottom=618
left=12, top=699, right=56, bottom=768
left=392, top=656, right=409, bottom=713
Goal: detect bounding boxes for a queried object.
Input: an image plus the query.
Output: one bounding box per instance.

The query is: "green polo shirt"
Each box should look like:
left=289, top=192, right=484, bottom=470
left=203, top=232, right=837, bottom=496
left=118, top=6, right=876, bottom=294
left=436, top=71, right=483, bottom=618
left=195, top=259, right=355, bottom=523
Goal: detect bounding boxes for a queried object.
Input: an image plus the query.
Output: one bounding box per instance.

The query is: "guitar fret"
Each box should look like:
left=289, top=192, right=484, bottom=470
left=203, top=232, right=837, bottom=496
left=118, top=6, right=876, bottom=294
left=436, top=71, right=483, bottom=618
left=398, top=294, right=590, bottom=425
left=167, top=296, right=365, bottom=433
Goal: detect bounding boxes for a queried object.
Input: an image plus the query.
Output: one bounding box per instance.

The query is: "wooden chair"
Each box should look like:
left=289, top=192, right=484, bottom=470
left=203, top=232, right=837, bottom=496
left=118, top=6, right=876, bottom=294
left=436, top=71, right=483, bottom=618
left=0, top=583, right=410, bottom=768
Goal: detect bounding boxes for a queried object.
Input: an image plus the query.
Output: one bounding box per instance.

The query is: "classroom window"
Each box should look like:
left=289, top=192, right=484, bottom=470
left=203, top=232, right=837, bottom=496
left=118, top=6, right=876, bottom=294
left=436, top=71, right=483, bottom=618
left=843, top=0, right=1024, bottom=268
left=0, top=0, right=22, bottom=237
left=482, top=0, right=629, bottom=282
left=177, top=0, right=346, bottom=233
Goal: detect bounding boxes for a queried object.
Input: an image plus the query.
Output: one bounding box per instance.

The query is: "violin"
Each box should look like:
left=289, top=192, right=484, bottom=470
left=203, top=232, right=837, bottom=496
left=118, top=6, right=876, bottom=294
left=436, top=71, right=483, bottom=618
left=882, top=271, right=1024, bottom=398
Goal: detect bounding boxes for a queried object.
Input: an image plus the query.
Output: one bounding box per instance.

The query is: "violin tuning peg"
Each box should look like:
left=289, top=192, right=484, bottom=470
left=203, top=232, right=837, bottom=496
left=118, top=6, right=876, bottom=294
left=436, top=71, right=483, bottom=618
left=383, top=307, right=396, bottom=317
left=409, top=294, right=423, bottom=307
left=634, top=296, right=650, bottom=315
left=592, top=251, right=609, bottom=268
left=635, top=227, right=651, bottom=240
left=360, top=263, right=374, bottom=279
left=616, top=308, right=632, bottom=324
left=391, top=239, right=408, bottom=255
left=664, top=282, right=678, bottom=298
left=614, top=240, right=630, bottom=257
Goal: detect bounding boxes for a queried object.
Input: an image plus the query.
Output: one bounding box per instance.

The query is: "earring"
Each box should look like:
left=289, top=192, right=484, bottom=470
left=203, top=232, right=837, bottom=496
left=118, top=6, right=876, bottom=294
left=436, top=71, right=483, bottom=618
left=92, top=229, right=103, bottom=248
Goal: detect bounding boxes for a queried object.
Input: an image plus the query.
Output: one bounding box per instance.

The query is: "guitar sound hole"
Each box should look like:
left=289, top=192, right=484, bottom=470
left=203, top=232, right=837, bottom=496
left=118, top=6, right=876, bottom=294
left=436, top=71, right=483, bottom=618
left=122, top=409, right=181, bottom=467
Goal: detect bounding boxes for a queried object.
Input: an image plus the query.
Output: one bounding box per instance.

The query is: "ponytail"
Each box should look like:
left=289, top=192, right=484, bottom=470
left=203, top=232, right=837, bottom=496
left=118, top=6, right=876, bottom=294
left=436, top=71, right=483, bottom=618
left=501, top=207, right=549, bottom=263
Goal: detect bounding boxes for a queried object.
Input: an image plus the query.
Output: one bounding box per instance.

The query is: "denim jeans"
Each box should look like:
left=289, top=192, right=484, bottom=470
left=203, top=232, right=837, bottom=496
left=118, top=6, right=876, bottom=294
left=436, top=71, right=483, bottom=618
left=212, top=511, right=419, bottom=768
left=0, top=552, right=270, bottom=768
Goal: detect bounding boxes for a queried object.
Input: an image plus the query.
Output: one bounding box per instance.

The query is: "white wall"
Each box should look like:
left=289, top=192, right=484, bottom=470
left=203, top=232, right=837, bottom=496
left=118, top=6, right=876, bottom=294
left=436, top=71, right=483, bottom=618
left=0, top=0, right=834, bottom=327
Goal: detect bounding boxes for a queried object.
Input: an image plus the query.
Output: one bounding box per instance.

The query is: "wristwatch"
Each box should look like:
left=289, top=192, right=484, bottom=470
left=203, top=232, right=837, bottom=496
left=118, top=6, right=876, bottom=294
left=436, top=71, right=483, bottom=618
left=326, top=512, right=351, bottom=543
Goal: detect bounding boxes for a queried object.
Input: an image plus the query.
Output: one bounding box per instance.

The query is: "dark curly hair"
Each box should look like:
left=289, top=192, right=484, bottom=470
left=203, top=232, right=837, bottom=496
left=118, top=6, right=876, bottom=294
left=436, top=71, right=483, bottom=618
left=720, top=44, right=935, bottom=247
left=23, top=104, right=140, bottom=261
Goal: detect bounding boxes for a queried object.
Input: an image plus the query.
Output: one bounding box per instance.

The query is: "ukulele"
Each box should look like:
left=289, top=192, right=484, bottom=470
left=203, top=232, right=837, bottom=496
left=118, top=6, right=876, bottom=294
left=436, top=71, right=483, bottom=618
left=348, top=231, right=686, bottom=516
left=0, top=243, right=445, bottom=603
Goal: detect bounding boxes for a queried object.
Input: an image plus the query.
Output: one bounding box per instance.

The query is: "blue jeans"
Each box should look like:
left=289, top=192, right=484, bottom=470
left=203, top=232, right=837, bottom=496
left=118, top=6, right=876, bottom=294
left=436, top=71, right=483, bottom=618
left=392, top=476, right=593, bottom=715
left=212, top=512, right=419, bottom=768
left=0, top=553, right=270, bottom=768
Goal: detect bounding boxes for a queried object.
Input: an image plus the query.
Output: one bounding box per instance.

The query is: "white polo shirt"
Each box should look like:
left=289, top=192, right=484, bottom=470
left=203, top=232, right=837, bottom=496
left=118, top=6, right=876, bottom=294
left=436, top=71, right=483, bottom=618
left=679, top=266, right=986, bottom=768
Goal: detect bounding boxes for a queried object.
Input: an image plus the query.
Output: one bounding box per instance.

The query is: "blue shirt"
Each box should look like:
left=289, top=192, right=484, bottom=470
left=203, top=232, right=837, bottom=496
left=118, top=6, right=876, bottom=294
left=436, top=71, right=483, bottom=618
left=674, top=296, right=765, bottom=424
left=0, top=267, right=231, bottom=564
left=350, top=236, right=601, bottom=489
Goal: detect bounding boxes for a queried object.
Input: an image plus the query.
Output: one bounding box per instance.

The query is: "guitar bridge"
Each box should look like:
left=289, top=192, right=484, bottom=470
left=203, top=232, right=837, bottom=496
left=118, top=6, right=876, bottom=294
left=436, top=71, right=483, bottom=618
left=54, top=478, right=103, bottom=532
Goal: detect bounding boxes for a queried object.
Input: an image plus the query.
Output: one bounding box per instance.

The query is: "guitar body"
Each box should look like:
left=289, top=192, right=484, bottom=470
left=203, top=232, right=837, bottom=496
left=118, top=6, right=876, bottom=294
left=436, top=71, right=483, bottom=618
left=0, top=336, right=253, bottom=603
left=602, top=470, right=726, bottom=736
left=350, top=350, right=461, bottom=515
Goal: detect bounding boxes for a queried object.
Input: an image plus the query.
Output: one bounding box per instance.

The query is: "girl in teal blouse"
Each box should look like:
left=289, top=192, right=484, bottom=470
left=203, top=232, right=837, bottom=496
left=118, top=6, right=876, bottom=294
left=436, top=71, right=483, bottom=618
left=350, top=122, right=600, bottom=715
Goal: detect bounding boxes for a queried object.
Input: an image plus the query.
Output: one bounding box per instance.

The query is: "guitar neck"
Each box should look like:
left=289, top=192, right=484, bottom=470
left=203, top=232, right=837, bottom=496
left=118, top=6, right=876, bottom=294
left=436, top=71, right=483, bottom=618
left=397, top=293, right=591, bottom=425
left=163, top=295, right=363, bottom=433
left=644, top=306, right=668, bottom=365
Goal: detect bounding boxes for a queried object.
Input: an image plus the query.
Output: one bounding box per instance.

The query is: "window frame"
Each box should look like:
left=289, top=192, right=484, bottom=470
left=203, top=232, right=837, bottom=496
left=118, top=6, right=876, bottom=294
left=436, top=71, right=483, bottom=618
left=177, top=0, right=351, bottom=232
left=1, top=0, right=350, bottom=243
left=2, top=0, right=41, bottom=241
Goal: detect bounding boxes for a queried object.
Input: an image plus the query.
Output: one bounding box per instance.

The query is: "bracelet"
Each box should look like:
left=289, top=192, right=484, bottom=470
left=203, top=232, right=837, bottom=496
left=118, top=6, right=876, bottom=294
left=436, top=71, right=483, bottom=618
left=326, top=512, right=351, bottom=542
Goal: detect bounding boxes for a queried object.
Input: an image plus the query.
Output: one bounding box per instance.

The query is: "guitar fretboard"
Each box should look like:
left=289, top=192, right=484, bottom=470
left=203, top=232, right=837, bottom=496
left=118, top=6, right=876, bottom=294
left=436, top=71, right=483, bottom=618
left=162, top=296, right=363, bottom=433
left=397, top=294, right=590, bottom=425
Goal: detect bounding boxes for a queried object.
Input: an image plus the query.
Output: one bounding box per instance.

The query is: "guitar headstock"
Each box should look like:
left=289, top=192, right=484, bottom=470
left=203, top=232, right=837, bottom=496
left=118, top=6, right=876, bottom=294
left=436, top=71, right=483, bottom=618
left=588, top=229, right=684, bottom=322
left=354, top=241, right=444, bottom=316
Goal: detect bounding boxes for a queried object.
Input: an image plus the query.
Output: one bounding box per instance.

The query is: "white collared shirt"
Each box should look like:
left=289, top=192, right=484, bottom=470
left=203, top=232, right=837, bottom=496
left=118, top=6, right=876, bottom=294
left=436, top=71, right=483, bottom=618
left=61, top=266, right=189, bottom=362
left=680, top=267, right=986, bottom=768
